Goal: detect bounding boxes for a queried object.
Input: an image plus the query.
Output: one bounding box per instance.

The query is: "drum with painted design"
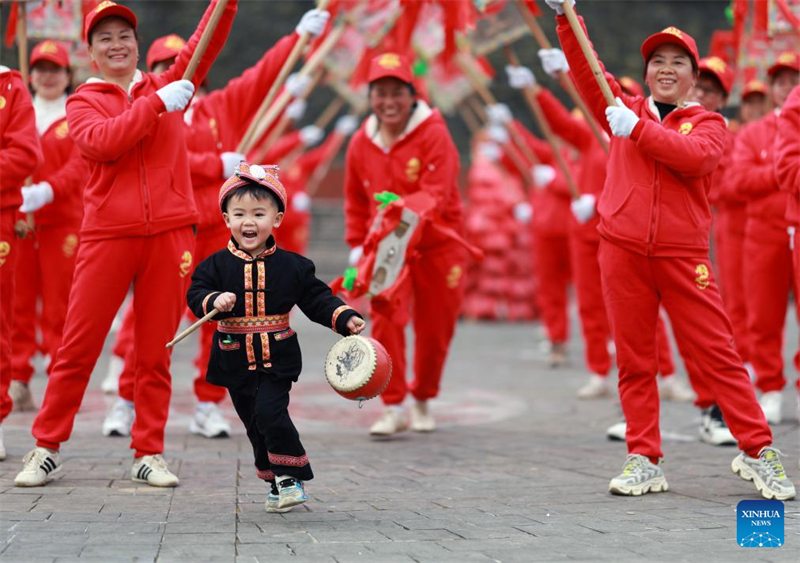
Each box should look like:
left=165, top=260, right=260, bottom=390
left=324, top=336, right=392, bottom=401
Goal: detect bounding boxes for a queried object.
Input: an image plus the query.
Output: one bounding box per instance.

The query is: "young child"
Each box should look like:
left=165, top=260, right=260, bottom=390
left=188, top=162, right=365, bottom=512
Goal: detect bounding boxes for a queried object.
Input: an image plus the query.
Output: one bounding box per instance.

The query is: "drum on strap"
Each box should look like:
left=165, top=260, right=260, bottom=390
left=324, top=336, right=392, bottom=403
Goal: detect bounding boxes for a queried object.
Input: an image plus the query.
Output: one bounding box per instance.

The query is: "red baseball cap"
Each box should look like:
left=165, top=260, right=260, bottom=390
left=768, top=51, right=800, bottom=77
left=698, top=56, right=734, bottom=95
left=219, top=162, right=287, bottom=213
left=84, top=1, right=137, bottom=43
left=367, top=53, right=413, bottom=85
left=742, top=79, right=768, bottom=99
left=30, top=40, right=70, bottom=69
left=619, top=76, right=644, bottom=97
left=147, top=34, right=185, bottom=71
left=640, top=26, right=700, bottom=67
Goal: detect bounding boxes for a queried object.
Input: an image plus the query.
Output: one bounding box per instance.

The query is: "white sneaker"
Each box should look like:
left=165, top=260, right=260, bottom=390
left=265, top=481, right=293, bottom=513
left=577, top=375, right=611, bottom=400
left=14, top=447, right=62, bottom=486
left=190, top=402, right=231, bottom=438
left=275, top=475, right=308, bottom=509
left=102, top=399, right=135, bottom=437
left=699, top=405, right=737, bottom=446
left=9, top=381, right=37, bottom=412
left=101, top=355, right=123, bottom=394
left=609, top=454, right=668, bottom=496
left=731, top=447, right=796, bottom=501
left=410, top=401, right=435, bottom=432
left=0, top=427, right=5, bottom=461
left=659, top=376, right=695, bottom=402
left=606, top=419, right=626, bottom=441
left=759, top=391, right=783, bottom=425
left=131, top=454, right=179, bottom=487
left=369, top=408, right=408, bottom=436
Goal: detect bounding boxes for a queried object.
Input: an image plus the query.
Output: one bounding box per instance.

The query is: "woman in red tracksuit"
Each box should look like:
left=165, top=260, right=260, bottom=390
left=344, top=53, right=466, bottom=437
left=10, top=41, right=88, bottom=413
left=0, top=65, right=42, bottom=461
left=547, top=0, right=793, bottom=499
left=731, top=53, right=800, bottom=426
left=13, top=0, right=238, bottom=489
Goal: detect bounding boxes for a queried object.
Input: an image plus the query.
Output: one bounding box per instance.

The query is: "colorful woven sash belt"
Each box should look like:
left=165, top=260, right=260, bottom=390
left=217, top=314, right=290, bottom=334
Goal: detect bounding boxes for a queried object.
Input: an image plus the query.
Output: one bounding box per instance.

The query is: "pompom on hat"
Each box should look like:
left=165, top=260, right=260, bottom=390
left=219, top=162, right=287, bottom=213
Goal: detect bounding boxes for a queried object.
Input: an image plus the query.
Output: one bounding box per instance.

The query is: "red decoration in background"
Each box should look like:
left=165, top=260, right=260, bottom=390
left=4, top=2, right=19, bottom=48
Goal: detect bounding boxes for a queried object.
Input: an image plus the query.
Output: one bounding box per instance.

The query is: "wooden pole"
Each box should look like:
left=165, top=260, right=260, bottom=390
left=561, top=1, right=616, bottom=106
left=505, top=47, right=579, bottom=199
left=16, top=1, right=34, bottom=238
left=514, top=0, right=608, bottom=151
left=457, top=102, right=480, bottom=135
left=166, top=309, right=218, bottom=349
left=181, top=0, right=231, bottom=81
left=314, top=95, right=345, bottom=130
left=261, top=70, right=325, bottom=153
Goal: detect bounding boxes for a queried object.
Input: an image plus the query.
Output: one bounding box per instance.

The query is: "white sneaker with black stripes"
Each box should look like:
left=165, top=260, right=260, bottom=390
left=14, top=447, right=62, bottom=487
left=131, top=454, right=179, bottom=487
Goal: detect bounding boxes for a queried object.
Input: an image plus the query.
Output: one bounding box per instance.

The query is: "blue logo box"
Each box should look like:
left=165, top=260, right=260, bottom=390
left=737, top=500, right=784, bottom=547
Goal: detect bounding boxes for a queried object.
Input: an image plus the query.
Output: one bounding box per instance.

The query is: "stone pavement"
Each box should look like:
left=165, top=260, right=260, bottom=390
left=1, top=306, right=799, bottom=562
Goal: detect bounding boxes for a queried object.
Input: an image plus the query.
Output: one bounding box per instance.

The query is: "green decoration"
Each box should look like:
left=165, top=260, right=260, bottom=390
left=342, top=267, right=358, bottom=291
left=725, top=2, right=734, bottom=26
left=374, top=191, right=401, bottom=209
left=412, top=58, right=429, bottom=77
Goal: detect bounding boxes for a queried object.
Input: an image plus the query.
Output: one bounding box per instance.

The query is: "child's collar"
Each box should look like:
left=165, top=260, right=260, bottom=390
left=227, top=236, right=277, bottom=261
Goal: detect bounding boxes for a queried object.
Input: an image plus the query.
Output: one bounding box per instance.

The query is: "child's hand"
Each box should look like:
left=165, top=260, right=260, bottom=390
left=347, top=316, right=366, bottom=335
left=213, top=292, right=237, bottom=313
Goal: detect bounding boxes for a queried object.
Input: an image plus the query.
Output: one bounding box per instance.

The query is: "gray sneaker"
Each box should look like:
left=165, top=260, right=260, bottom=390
left=731, top=447, right=796, bottom=500
left=609, top=454, right=669, bottom=496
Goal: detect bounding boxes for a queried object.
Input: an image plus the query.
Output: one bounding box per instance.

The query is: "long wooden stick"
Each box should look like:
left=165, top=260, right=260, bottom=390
left=514, top=0, right=607, bottom=151
left=505, top=47, right=579, bottom=199
left=561, top=1, right=616, bottom=106
left=261, top=70, right=325, bottom=153
left=166, top=309, right=218, bottom=349
left=16, top=1, right=35, bottom=237
left=314, top=96, right=345, bottom=130
left=457, top=102, right=480, bottom=135
left=182, top=0, right=231, bottom=81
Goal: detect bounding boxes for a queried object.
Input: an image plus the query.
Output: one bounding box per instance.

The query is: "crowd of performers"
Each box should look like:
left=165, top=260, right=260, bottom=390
left=0, top=0, right=798, bottom=510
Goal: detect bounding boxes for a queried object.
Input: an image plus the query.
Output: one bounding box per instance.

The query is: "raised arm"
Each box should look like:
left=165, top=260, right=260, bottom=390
left=535, top=86, right=594, bottom=151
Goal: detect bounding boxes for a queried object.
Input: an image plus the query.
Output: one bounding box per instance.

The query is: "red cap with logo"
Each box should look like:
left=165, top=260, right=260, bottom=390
left=367, top=53, right=413, bottom=85
left=640, top=26, right=700, bottom=67
left=698, top=56, right=734, bottom=95
left=619, top=76, right=644, bottom=97
left=84, top=1, right=137, bottom=43
left=147, top=34, right=186, bottom=70
left=742, top=79, right=768, bottom=99
left=219, top=162, right=287, bottom=213
left=768, top=51, right=800, bottom=77
left=30, top=40, right=70, bottom=68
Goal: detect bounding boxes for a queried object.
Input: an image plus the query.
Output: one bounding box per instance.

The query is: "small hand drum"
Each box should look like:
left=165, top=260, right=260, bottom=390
left=324, top=336, right=392, bottom=402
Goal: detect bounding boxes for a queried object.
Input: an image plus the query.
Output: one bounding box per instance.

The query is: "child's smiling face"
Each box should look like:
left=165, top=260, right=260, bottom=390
left=223, top=191, right=284, bottom=257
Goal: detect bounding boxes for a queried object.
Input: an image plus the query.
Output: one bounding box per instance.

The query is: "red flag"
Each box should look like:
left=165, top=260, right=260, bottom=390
left=522, top=0, right=542, bottom=16
left=4, top=2, right=19, bottom=49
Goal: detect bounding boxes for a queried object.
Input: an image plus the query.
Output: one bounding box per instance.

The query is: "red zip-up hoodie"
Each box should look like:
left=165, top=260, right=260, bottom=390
left=557, top=15, right=726, bottom=258
left=344, top=101, right=463, bottom=249
left=0, top=68, right=42, bottom=211
left=730, top=112, right=789, bottom=239
left=185, top=32, right=299, bottom=230
left=776, top=86, right=800, bottom=226
left=66, top=0, right=237, bottom=241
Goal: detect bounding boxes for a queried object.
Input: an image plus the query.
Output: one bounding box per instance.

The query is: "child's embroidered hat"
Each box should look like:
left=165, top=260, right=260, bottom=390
left=219, top=162, right=287, bottom=213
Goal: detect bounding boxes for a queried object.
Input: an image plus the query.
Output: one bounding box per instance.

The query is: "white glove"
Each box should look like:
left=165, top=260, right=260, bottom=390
left=296, top=9, right=330, bottom=38
left=570, top=193, right=596, bottom=224
left=19, top=181, right=54, bottom=213
left=486, top=103, right=512, bottom=125
left=285, top=98, right=307, bottom=122
left=477, top=141, right=502, bottom=162
left=513, top=201, right=533, bottom=224
left=348, top=245, right=363, bottom=266
left=605, top=97, right=639, bottom=138
left=544, top=0, right=575, bottom=15
left=292, top=192, right=311, bottom=212
left=156, top=80, right=195, bottom=112
left=506, top=65, right=536, bottom=89
left=532, top=164, right=556, bottom=187
left=538, top=48, right=569, bottom=77
left=286, top=73, right=312, bottom=98
left=487, top=124, right=509, bottom=145
left=335, top=115, right=359, bottom=136
left=220, top=152, right=244, bottom=178
left=300, top=125, right=323, bottom=146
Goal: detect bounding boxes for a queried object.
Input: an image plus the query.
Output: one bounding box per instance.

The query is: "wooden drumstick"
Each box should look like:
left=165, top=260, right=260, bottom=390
left=182, top=0, right=231, bottom=81
left=561, top=1, right=616, bottom=107
left=166, top=309, right=218, bottom=349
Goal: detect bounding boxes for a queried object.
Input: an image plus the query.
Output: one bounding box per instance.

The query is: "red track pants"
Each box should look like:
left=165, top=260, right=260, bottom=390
left=0, top=210, right=19, bottom=422
left=532, top=233, right=570, bottom=344
left=11, top=225, right=80, bottom=384
left=32, top=228, right=194, bottom=456
left=373, top=244, right=466, bottom=405
left=598, top=239, right=771, bottom=460
left=715, top=206, right=751, bottom=362
left=743, top=220, right=796, bottom=393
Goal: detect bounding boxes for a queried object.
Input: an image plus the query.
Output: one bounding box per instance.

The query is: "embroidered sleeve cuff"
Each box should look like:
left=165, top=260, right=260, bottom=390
left=203, top=292, right=221, bottom=315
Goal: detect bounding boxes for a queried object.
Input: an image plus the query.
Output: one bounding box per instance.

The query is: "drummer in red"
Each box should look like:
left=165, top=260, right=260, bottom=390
left=14, top=0, right=238, bottom=488
left=344, top=53, right=466, bottom=436
left=548, top=0, right=794, bottom=499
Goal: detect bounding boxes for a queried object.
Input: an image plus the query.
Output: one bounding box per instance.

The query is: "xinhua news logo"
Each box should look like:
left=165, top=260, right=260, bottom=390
left=737, top=500, right=784, bottom=548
